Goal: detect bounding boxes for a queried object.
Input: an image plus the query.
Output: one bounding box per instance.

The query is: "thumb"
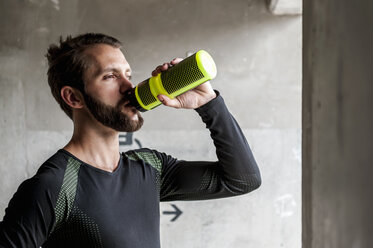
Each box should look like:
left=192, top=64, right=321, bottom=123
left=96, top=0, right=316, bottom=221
left=157, top=94, right=181, bottom=108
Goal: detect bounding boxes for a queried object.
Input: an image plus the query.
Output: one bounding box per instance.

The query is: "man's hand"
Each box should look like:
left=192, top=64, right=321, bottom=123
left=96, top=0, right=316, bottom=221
left=151, top=58, right=216, bottom=109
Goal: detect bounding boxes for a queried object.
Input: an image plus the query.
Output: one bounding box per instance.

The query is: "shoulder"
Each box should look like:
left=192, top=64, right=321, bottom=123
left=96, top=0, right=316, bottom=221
left=15, top=150, right=73, bottom=201
left=34, top=150, right=72, bottom=187
left=122, top=148, right=165, bottom=173
left=4, top=151, right=69, bottom=217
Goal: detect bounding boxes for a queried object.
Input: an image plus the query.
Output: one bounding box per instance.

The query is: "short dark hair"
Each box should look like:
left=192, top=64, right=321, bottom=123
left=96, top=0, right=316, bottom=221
left=46, top=33, right=122, bottom=119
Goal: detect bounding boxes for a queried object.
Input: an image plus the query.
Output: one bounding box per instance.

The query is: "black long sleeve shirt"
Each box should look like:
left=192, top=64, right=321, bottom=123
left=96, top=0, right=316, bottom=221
left=0, top=92, right=261, bottom=248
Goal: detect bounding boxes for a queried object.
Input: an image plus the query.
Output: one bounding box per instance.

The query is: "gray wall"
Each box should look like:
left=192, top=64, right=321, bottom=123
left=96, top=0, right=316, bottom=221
left=0, top=0, right=301, bottom=247
left=303, top=0, right=373, bottom=247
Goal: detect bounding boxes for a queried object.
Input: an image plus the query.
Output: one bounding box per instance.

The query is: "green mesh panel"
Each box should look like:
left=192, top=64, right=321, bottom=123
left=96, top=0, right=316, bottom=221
left=50, top=157, right=81, bottom=234
left=125, top=151, right=162, bottom=198
left=125, top=150, right=162, bottom=173
left=66, top=206, right=103, bottom=247
left=47, top=206, right=103, bottom=248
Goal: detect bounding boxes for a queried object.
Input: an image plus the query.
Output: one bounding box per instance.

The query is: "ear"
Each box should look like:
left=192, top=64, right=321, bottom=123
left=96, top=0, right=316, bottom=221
left=61, top=86, right=84, bottom=109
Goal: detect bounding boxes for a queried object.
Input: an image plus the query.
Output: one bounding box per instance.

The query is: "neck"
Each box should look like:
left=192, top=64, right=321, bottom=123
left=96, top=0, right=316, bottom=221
left=64, top=112, right=121, bottom=173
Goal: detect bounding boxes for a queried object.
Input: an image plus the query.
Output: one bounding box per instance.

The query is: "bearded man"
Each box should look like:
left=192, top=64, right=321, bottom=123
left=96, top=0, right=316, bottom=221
left=0, top=33, right=261, bottom=248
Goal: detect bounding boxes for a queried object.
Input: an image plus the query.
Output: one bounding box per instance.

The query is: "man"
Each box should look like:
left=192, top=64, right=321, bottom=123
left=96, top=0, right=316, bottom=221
left=0, top=33, right=261, bottom=247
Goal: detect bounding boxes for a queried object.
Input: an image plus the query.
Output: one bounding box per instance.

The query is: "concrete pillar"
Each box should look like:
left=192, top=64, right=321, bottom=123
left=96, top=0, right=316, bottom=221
left=303, top=0, right=373, bottom=247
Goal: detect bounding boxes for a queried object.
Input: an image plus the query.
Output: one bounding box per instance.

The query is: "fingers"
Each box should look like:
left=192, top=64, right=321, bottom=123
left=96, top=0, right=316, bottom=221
left=170, top=58, right=183, bottom=65
left=157, top=94, right=180, bottom=108
left=151, top=63, right=169, bottom=77
left=151, top=57, right=183, bottom=77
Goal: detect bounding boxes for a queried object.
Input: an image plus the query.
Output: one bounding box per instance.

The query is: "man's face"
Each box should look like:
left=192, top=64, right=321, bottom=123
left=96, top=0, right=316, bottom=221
left=81, top=44, right=143, bottom=132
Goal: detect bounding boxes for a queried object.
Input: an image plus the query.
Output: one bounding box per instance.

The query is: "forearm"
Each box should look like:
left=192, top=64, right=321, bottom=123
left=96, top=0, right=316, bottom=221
left=195, top=91, right=261, bottom=193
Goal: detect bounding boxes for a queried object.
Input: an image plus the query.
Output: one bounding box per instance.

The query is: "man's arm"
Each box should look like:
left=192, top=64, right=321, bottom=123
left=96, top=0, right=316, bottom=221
left=149, top=57, right=260, bottom=201
left=158, top=91, right=261, bottom=201
left=0, top=165, right=59, bottom=247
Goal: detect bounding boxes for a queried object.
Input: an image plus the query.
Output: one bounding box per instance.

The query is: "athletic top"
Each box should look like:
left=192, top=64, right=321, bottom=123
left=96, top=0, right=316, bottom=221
left=0, top=92, right=261, bottom=248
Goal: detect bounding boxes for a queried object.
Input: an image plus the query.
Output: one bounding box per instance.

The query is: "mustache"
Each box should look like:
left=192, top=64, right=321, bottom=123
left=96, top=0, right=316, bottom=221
left=117, top=97, right=129, bottom=108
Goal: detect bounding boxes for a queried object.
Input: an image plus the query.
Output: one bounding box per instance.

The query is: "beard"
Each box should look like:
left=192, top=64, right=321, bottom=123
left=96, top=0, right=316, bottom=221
left=82, top=91, right=144, bottom=132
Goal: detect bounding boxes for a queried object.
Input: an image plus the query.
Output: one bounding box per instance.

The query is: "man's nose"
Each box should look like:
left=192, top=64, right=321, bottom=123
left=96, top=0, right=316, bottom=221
left=120, top=76, right=134, bottom=94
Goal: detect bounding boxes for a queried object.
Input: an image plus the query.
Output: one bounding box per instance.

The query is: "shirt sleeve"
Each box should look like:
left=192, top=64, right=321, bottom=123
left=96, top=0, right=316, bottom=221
left=159, top=91, right=261, bottom=201
left=0, top=165, right=60, bottom=248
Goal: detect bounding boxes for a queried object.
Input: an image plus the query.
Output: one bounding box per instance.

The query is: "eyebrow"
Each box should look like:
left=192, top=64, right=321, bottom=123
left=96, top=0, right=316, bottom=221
left=95, top=66, right=132, bottom=77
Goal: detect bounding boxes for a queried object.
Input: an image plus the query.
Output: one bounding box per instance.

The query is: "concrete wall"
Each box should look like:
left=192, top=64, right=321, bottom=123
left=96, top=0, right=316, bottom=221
left=303, top=0, right=373, bottom=247
left=267, top=0, right=302, bottom=15
left=0, top=0, right=301, bottom=247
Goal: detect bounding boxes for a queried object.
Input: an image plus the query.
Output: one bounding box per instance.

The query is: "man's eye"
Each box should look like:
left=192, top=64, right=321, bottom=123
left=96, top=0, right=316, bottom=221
left=126, top=75, right=132, bottom=80
left=103, top=74, right=116, bottom=80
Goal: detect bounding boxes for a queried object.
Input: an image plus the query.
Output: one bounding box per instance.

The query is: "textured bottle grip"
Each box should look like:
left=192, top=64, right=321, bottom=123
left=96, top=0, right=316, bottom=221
left=160, top=53, right=205, bottom=95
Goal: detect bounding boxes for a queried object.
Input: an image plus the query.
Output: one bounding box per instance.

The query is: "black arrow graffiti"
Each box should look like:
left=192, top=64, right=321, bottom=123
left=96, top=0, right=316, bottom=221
left=119, top=133, right=142, bottom=148
left=163, top=204, right=183, bottom=222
